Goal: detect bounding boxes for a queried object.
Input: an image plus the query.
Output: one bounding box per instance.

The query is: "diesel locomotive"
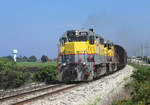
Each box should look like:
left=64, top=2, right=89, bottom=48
left=57, top=29, right=127, bottom=82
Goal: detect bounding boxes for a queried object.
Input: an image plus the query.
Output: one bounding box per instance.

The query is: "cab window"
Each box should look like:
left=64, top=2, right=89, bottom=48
left=61, top=38, right=67, bottom=46
left=108, top=44, right=111, bottom=49
left=89, top=36, right=95, bottom=44
left=100, top=38, right=104, bottom=44
left=104, top=44, right=107, bottom=48
left=104, top=43, right=111, bottom=49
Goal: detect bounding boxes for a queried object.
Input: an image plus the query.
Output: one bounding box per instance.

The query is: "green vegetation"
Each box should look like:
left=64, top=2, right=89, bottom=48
left=112, top=63, right=150, bottom=105
left=87, top=96, right=101, bottom=105
left=41, top=55, right=49, bottom=62
left=34, top=65, right=58, bottom=82
left=16, top=61, right=57, bottom=68
left=28, top=56, right=37, bottom=62
left=0, top=59, right=31, bottom=90
left=0, top=59, right=57, bottom=90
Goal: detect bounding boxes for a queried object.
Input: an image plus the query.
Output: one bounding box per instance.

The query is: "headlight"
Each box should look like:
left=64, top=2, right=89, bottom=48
left=83, top=62, right=86, bottom=65
left=63, top=63, right=66, bottom=66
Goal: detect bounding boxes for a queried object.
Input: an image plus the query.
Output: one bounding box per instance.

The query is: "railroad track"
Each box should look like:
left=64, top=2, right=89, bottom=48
left=0, top=83, right=66, bottom=105
left=0, top=69, right=124, bottom=105
left=0, top=83, right=84, bottom=105
left=0, top=83, right=48, bottom=98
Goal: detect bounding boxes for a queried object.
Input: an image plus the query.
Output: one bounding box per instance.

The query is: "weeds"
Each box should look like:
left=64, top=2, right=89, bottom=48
left=0, top=59, right=57, bottom=90
left=112, top=63, right=150, bottom=105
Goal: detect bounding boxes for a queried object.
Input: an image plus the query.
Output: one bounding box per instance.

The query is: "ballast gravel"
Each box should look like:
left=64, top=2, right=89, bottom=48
left=0, top=83, right=46, bottom=98
left=26, top=65, right=133, bottom=105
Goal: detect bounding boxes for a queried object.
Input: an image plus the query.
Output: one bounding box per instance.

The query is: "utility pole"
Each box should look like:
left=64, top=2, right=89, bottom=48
left=142, top=44, right=144, bottom=57
left=145, top=46, right=150, bottom=63
left=140, top=44, right=144, bottom=63
left=145, top=46, right=150, bottom=56
left=138, top=47, right=141, bottom=57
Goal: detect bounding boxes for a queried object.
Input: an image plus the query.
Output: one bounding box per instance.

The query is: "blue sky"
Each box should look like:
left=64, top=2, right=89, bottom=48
left=0, top=0, right=150, bottom=58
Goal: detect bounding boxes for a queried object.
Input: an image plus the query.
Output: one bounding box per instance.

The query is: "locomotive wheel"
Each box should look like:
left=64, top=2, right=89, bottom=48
left=76, top=64, right=89, bottom=81
left=106, top=63, right=109, bottom=73
left=106, top=63, right=113, bottom=74
left=87, top=70, right=94, bottom=81
left=58, top=66, right=71, bottom=82
left=77, top=70, right=83, bottom=81
left=58, top=70, right=65, bottom=81
left=114, top=64, right=118, bottom=71
left=93, top=65, right=101, bottom=79
left=94, top=71, right=97, bottom=79
left=111, top=64, right=116, bottom=72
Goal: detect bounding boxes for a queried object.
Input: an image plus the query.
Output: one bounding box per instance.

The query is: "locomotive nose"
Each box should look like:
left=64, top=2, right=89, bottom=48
left=64, top=42, right=88, bottom=55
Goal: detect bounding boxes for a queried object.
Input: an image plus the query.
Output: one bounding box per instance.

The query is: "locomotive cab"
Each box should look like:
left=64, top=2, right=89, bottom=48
left=59, top=29, right=97, bottom=64
left=58, top=29, right=98, bottom=81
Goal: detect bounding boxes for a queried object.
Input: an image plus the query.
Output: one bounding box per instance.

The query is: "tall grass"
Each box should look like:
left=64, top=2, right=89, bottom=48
left=112, top=63, right=150, bottom=105
left=0, top=59, right=58, bottom=90
left=17, top=61, right=57, bottom=68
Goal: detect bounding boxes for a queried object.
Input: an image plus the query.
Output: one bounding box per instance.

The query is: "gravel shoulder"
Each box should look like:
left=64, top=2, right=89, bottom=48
left=29, top=65, right=133, bottom=105
left=97, top=65, right=133, bottom=105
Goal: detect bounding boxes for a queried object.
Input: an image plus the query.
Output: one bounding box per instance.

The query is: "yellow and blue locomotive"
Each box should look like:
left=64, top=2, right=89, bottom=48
left=57, top=29, right=127, bottom=82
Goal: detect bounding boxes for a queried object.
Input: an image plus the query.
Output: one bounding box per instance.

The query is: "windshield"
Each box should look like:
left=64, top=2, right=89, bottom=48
left=67, top=31, right=88, bottom=42
left=68, top=35, right=87, bottom=42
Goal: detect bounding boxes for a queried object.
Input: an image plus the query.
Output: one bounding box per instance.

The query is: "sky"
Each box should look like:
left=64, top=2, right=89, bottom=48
left=0, top=0, right=150, bottom=58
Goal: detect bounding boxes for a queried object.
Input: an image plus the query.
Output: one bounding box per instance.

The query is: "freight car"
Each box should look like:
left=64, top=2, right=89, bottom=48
left=57, top=29, right=127, bottom=82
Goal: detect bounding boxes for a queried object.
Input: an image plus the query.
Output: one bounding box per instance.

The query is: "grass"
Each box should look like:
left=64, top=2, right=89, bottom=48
left=16, top=61, right=57, bottom=68
left=109, top=88, right=115, bottom=94
left=87, top=96, right=101, bottom=105
left=112, top=63, right=150, bottom=105
left=123, top=77, right=129, bottom=81
left=116, top=77, right=129, bottom=87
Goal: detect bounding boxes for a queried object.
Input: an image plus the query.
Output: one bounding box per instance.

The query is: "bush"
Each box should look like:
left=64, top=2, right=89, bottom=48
left=0, top=58, right=58, bottom=90
left=112, top=63, right=150, bottom=105
left=130, top=66, right=150, bottom=105
left=131, top=67, right=150, bottom=83
left=41, top=55, right=49, bottom=63
left=0, top=58, right=14, bottom=71
left=112, top=100, right=132, bottom=105
left=0, top=68, right=30, bottom=90
left=28, top=56, right=37, bottom=62
left=17, top=56, right=28, bottom=62
left=34, top=65, right=57, bottom=83
left=0, top=59, right=31, bottom=90
left=2, top=55, right=14, bottom=61
left=131, top=81, right=150, bottom=105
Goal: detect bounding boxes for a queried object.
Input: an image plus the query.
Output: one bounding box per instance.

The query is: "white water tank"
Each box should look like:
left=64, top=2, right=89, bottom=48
left=12, top=49, right=18, bottom=62
left=13, top=49, right=18, bottom=54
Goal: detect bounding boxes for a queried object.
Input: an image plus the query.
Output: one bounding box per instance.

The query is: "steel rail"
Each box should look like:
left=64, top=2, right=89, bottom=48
left=0, top=84, right=47, bottom=98
left=12, top=83, right=84, bottom=105
left=0, top=83, right=65, bottom=102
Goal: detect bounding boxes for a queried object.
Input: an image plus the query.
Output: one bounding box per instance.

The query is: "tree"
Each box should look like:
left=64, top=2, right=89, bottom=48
left=28, top=56, right=37, bottom=62
left=22, top=56, right=28, bottom=62
left=17, top=56, right=23, bottom=62
left=3, top=56, right=14, bottom=61
left=41, top=55, right=48, bottom=62
left=16, top=56, right=28, bottom=62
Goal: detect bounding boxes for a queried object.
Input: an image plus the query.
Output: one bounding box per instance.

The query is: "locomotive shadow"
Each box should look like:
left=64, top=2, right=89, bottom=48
left=94, top=66, right=126, bottom=81
left=46, top=80, right=86, bottom=85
